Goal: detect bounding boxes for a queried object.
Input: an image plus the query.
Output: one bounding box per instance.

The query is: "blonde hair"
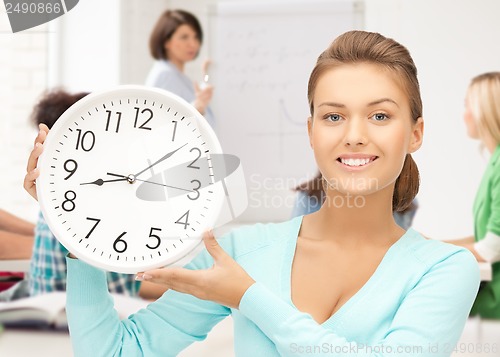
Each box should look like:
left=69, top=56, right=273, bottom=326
left=467, top=72, right=500, bottom=146
left=307, top=30, right=422, bottom=212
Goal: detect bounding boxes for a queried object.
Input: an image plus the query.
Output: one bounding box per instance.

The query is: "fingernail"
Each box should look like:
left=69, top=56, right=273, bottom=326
left=35, top=142, right=41, bottom=148
left=135, top=273, right=152, bottom=281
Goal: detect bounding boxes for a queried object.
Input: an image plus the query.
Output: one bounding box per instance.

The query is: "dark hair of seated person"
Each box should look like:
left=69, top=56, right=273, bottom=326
left=31, top=89, right=89, bottom=129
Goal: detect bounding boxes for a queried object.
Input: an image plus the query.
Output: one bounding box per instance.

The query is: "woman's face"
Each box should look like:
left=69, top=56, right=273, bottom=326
left=308, top=63, right=423, bottom=197
left=164, top=24, right=200, bottom=65
left=463, top=95, right=480, bottom=139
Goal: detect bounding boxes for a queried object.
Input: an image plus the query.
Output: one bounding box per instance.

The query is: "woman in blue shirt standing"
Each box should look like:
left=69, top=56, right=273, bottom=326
left=25, top=31, right=479, bottom=356
left=146, top=9, right=215, bottom=127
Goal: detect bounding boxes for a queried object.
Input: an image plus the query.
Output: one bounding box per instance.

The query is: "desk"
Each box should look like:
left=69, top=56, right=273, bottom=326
left=0, top=260, right=30, bottom=273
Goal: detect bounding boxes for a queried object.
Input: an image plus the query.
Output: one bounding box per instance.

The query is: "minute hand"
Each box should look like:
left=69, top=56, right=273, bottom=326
left=134, top=143, right=188, bottom=178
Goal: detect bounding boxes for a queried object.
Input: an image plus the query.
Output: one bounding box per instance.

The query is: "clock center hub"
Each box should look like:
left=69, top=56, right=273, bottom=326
left=126, top=174, right=136, bottom=184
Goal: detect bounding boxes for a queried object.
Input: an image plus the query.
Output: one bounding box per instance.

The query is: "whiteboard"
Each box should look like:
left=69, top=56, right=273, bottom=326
left=208, top=1, right=363, bottom=222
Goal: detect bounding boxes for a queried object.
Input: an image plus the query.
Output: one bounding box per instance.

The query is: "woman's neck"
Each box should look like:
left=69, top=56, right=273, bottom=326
left=168, top=58, right=184, bottom=72
left=307, top=185, right=403, bottom=248
left=483, top=135, right=499, bottom=154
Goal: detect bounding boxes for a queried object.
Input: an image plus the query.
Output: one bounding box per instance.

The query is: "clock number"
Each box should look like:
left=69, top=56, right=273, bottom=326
left=105, top=110, right=122, bottom=133
left=133, top=107, right=153, bottom=130
left=146, top=227, right=162, bottom=249
left=187, top=180, right=201, bottom=200
left=113, top=232, right=128, bottom=253
left=75, top=129, right=95, bottom=151
left=62, top=190, right=76, bottom=212
left=175, top=210, right=190, bottom=230
left=63, top=159, right=78, bottom=180
left=187, top=148, right=202, bottom=169
left=171, top=120, right=178, bottom=141
left=85, top=217, right=101, bottom=238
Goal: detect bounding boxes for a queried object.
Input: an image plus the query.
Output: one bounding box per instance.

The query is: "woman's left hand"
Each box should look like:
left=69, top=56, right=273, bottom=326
left=135, top=231, right=255, bottom=309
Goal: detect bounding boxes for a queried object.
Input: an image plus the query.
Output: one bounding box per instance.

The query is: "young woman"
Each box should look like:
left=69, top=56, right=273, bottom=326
left=445, top=72, right=500, bottom=319
left=25, top=31, right=479, bottom=356
left=146, top=9, right=215, bottom=127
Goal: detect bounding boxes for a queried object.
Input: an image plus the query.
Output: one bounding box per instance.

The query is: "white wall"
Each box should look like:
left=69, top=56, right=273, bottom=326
left=53, top=0, right=121, bottom=91
left=0, top=3, right=49, bottom=222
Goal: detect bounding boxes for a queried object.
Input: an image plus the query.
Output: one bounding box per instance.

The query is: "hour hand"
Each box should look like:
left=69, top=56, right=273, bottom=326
left=80, top=177, right=128, bottom=186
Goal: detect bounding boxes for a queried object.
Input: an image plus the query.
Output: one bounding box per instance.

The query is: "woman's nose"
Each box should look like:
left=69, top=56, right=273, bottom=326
left=344, top=119, right=368, bottom=147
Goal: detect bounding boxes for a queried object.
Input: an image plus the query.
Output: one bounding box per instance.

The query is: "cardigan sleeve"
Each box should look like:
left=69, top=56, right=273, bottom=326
left=239, top=249, right=479, bottom=357
left=485, top=168, right=500, bottom=236
left=474, top=168, right=500, bottom=262
left=66, top=249, right=230, bottom=357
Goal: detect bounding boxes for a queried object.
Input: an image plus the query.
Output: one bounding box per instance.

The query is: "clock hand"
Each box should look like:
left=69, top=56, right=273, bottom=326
left=134, top=143, right=188, bottom=178
left=106, top=172, right=193, bottom=193
left=135, top=178, right=193, bottom=192
left=80, top=177, right=128, bottom=186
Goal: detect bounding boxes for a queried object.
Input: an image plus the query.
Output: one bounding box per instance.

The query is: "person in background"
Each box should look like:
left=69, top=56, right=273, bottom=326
left=146, top=9, right=215, bottom=127
left=291, top=172, right=419, bottom=229
left=25, top=31, right=479, bottom=356
left=445, top=72, right=500, bottom=319
left=23, top=90, right=166, bottom=300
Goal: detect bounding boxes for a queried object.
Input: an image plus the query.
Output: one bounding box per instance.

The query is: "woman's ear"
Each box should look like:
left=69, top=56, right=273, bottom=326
left=408, top=117, right=424, bottom=153
left=307, top=116, right=314, bottom=149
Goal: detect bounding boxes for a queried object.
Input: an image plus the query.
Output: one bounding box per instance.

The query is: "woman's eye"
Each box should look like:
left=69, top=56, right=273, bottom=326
left=372, top=113, right=389, bottom=121
left=326, top=114, right=342, bottom=122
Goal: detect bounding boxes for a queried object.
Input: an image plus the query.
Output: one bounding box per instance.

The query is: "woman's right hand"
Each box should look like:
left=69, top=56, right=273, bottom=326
left=193, top=82, right=214, bottom=115
left=24, top=123, right=49, bottom=201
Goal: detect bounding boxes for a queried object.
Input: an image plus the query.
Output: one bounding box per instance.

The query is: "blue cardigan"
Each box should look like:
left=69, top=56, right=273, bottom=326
left=66, top=216, right=479, bottom=356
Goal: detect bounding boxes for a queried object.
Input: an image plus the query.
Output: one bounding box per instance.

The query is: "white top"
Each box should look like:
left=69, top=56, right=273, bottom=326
left=145, top=60, right=216, bottom=128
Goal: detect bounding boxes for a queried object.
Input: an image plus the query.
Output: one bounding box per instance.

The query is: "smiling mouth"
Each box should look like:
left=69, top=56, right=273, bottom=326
left=337, top=156, right=378, bottom=167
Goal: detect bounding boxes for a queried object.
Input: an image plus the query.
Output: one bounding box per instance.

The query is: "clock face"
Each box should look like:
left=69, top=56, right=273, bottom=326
left=37, top=86, right=224, bottom=273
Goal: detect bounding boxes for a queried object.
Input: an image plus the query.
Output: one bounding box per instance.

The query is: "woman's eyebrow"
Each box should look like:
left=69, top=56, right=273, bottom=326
left=367, top=98, right=399, bottom=108
left=317, top=102, right=345, bottom=108
left=317, top=98, right=400, bottom=109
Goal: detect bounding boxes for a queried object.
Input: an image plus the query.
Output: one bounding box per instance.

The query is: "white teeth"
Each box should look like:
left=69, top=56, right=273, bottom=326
left=341, top=158, right=371, bottom=167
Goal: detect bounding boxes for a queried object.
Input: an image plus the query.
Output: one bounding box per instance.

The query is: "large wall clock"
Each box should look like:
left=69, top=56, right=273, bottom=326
left=37, top=85, right=245, bottom=274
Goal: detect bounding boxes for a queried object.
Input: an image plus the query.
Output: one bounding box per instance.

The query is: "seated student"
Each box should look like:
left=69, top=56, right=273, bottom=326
left=444, top=73, right=500, bottom=322
left=291, top=172, right=419, bottom=229
left=25, top=31, right=479, bottom=356
left=18, top=90, right=167, bottom=300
